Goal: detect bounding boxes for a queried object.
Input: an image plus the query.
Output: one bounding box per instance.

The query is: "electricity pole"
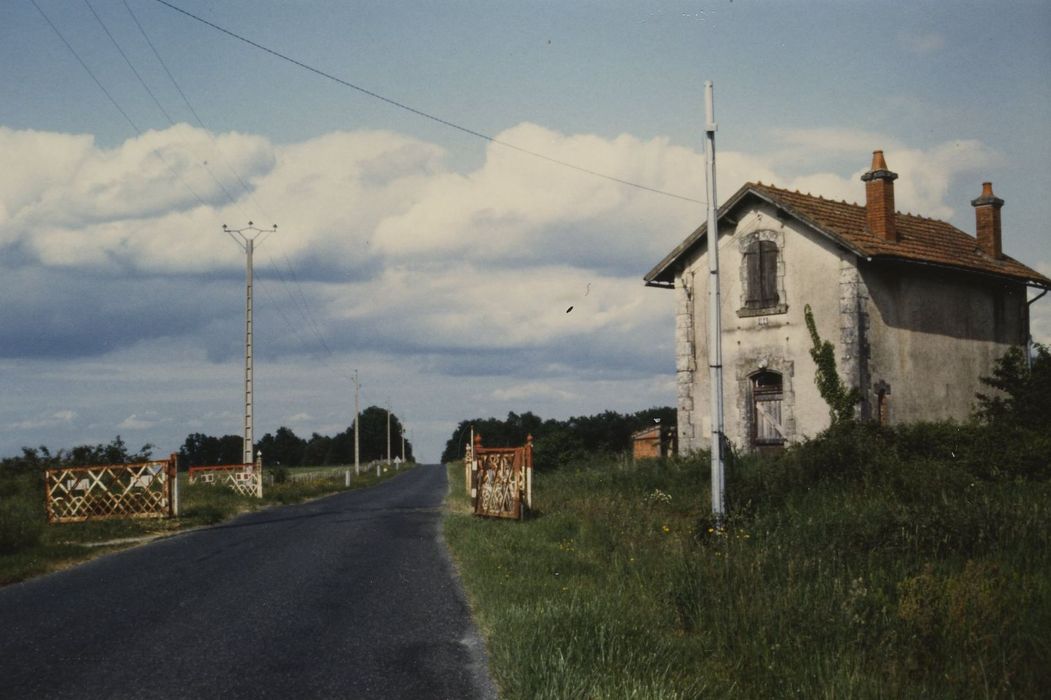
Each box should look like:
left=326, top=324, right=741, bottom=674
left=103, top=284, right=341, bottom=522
left=223, top=222, right=277, bottom=467
left=704, top=81, right=726, bottom=524
left=386, top=401, right=392, bottom=465
left=353, top=370, right=361, bottom=476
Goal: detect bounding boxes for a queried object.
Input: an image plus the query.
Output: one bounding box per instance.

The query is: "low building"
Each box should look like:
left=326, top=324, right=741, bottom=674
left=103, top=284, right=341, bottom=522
left=632, top=425, right=677, bottom=459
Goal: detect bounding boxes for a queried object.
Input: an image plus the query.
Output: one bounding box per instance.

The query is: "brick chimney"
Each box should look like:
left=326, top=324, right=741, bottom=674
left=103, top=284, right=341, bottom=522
left=860, top=150, right=899, bottom=242
left=971, top=182, right=1004, bottom=259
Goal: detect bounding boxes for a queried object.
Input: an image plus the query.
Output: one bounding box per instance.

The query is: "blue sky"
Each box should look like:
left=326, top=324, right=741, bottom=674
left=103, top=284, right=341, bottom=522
left=1, top=1, right=1049, bottom=461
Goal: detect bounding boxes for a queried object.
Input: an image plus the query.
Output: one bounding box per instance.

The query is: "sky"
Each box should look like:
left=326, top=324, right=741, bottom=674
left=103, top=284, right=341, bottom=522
left=1, top=0, right=1049, bottom=462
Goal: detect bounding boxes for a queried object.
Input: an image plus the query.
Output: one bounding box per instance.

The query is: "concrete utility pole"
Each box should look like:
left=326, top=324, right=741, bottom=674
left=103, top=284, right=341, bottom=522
left=353, top=370, right=361, bottom=476
left=223, top=222, right=277, bottom=466
left=704, top=81, right=726, bottom=524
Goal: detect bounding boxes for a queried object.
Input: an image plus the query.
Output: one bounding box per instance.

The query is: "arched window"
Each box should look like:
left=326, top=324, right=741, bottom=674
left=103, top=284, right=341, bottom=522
left=744, top=240, right=780, bottom=309
left=751, top=370, right=785, bottom=447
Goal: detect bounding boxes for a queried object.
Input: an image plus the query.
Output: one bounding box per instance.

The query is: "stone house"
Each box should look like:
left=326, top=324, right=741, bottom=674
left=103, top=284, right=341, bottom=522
left=645, top=151, right=1051, bottom=453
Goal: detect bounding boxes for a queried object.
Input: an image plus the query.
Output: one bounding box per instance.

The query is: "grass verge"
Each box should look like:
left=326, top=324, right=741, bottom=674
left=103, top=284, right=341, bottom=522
left=0, top=462, right=415, bottom=586
left=443, top=431, right=1050, bottom=699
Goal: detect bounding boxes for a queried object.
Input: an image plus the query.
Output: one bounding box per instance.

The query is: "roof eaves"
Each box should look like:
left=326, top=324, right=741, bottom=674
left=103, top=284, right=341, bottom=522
left=863, top=254, right=1051, bottom=290
left=643, top=184, right=763, bottom=287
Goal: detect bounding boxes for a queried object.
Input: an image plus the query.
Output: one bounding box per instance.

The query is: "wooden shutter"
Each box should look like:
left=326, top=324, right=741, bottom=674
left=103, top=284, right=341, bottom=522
left=759, top=240, right=779, bottom=306
left=744, top=243, right=761, bottom=308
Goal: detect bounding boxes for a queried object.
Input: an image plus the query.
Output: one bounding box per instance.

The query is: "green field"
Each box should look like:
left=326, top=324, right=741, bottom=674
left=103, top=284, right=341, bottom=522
left=443, top=423, right=1050, bottom=699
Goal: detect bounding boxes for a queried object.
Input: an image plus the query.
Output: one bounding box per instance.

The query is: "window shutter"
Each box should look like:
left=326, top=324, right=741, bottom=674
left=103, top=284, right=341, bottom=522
left=759, top=240, right=779, bottom=306
left=744, top=244, right=761, bottom=307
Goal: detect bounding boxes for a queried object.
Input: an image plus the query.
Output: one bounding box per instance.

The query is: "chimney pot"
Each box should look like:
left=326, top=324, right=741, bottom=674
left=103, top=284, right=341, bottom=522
left=861, top=150, right=899, bottom=242
left=971, top=182, right=1004, bottom=259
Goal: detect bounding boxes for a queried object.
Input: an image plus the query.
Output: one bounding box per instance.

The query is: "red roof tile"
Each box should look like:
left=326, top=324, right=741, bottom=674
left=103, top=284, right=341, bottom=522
left=645, top=181, right=1050, bottom=289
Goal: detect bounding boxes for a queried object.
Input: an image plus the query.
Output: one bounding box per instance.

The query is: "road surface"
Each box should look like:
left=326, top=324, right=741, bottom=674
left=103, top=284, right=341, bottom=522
left=0, top=464, right=495, bottom=699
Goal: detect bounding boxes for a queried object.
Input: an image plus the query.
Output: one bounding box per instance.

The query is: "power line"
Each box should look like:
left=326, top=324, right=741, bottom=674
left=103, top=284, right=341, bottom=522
left=30, top=0, right=212, bottom=211
left=122, top=0, right=270, bottom=219
left=84, top=0, right=247, bottom=216
left=152, top=0, right=705, bottom=206
left=122, top=1, right=350, bottom=370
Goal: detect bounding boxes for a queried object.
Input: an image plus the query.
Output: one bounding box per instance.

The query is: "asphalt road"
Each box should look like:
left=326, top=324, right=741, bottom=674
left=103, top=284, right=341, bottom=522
left=0, top=464, right=496, bottom=700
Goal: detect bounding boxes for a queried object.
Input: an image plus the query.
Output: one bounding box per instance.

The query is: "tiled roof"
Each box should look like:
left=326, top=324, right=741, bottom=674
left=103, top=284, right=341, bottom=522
left=645, top=181, right=1051, bottom=289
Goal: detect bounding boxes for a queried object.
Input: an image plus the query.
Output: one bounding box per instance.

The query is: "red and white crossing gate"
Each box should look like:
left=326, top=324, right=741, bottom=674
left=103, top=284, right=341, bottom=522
left=188, top=455, right=263, bottom=498
left=45, top=454, right=179, bottom=524
left=471, top=433, right=533, bottom=520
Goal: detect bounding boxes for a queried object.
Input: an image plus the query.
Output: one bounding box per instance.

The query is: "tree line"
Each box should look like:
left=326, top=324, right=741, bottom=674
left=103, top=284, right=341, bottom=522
left=180, top=406, right=413, bottom=468
left=440, top=406, right=676, bottom=468
left=0, top=406, right=412, bottom=474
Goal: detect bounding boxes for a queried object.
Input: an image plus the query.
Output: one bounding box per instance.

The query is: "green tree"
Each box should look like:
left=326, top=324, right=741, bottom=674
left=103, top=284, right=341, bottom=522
left=256, top=427, right=306, bottom=466
left=976, top=344, right=1051, bottom=431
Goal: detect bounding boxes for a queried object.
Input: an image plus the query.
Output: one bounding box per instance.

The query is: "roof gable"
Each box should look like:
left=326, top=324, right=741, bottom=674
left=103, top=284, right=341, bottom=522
left=645, top=182, right=1051, bottom=289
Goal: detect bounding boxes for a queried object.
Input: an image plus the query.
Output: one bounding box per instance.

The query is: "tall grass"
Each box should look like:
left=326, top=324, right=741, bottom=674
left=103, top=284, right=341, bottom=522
left=443, top=424, right=1051, bottom=698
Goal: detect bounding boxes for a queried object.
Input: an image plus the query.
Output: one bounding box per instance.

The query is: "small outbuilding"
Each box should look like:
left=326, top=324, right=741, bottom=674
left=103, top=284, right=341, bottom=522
left=632, top=425, right=677, bottom=460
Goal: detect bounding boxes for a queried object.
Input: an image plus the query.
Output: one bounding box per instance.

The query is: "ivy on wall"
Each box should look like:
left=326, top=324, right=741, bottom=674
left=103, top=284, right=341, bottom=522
left=804, top=304, right=860, bottom=424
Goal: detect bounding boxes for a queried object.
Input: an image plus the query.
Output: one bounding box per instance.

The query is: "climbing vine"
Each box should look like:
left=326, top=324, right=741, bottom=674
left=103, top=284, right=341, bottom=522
left=804, top=304, right=860, bottom=424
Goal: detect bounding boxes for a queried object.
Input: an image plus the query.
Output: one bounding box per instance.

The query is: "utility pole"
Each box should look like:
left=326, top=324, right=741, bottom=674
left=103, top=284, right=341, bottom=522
left=400, top=425, right=405, bottom=463
left=704, top=81, right=726, bottom=525
left=223, top=222, right=277, bottom=467
left=353, top=370, right=361, bottom=476
left=386, top=401, right=392, bottom=465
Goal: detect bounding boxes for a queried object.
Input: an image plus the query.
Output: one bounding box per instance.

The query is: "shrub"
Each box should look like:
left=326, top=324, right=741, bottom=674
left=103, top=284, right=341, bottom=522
left=0, top=495, right=45, bottom=554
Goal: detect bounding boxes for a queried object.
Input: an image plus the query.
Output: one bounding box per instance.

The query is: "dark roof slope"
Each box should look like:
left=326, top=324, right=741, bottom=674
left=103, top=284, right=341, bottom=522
left=645, top=181, right=1051, bottom=289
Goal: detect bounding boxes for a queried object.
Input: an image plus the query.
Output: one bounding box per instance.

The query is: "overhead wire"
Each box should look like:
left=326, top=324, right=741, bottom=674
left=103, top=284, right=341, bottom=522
left=84, top=0, right=249, bottom=220
left=111, top=0, right=349, bottom=375
left=121, top=0, right=272, bottom=221
left=30, top=0, right=214, bottom=213
left=152, top=0, right=706, bottom=206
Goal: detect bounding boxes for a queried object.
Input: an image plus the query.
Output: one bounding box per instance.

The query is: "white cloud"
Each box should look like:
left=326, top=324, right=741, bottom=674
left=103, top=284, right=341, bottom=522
left=492, top=382, right=578, bottom=401
left=117, top=413, right=162, bottom=431
left=7, top=409, right=77, bottom=431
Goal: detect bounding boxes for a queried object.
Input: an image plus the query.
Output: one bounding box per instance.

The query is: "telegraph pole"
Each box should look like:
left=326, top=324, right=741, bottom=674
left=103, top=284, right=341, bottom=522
left=353, top=370, right=361, bottom=476
left=386, top=401, right=392, bottom=465
left=223, top=222, right=277, bottom=467
left=704, top=81, right=726, bottom=524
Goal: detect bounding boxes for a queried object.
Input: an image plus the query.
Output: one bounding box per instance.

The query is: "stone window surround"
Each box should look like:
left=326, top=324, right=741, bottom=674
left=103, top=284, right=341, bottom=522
left=735, top=356, right=796, bottom=450
left=737, top=229, right=788, bottom=318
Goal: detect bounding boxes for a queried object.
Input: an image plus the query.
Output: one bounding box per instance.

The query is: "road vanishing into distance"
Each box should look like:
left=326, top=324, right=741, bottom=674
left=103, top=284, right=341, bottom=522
left=0, top=465, right=496, bottom=700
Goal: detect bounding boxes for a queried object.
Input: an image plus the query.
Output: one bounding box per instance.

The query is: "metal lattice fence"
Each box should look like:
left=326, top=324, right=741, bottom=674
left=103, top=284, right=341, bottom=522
left=187, top=458, right=262, bottom=498
left=472, top=434, right=533, bottom=520
left=45, top=455, right=179, bottom=524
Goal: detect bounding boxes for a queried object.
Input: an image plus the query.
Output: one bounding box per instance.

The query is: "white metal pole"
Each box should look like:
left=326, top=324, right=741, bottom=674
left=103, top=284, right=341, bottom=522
left=244, top=236, right=254, bottom=467
left=223, top=223, right=276, bottom=471
left=704, top=80, right=726, bottom=524
left=354, top=370, right=361, bottom=476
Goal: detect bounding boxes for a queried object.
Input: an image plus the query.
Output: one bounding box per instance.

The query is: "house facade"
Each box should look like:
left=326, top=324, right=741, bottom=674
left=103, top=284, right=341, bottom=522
left=645, top=151, right=1051, bottom=453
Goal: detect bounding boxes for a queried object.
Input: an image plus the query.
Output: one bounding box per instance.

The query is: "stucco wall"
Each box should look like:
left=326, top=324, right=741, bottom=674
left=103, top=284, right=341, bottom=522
left=861, top=262, right=1027, bottom=423
left=676, top=202, right=855, bottom=452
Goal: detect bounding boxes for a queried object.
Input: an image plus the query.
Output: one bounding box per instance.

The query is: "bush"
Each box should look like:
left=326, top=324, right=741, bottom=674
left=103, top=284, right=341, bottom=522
left=0, top=496, right=45, bottom=554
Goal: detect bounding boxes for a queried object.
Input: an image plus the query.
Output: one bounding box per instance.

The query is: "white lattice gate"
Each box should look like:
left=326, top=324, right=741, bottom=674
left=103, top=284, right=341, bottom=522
left=188, top=455, right=263, bottom=497
left=45, top=454, right=179, bottom=523
left=471, top=434, right=533, bottom=520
